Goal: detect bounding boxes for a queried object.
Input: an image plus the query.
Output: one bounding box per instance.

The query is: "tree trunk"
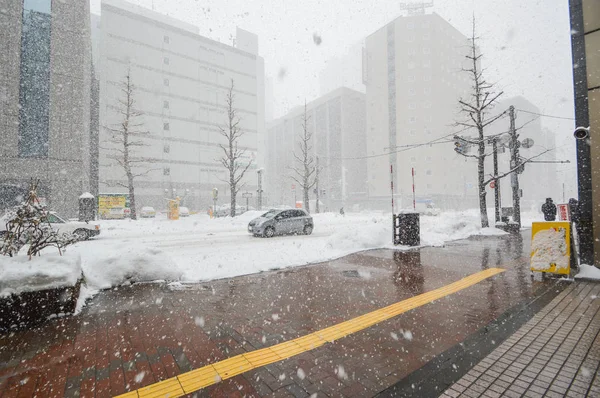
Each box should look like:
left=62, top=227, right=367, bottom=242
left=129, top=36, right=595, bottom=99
left=128, top=173, right=137, bottom=220
left=304, top=186, right=310, bottom=214
left=478, top=156, right=488, bottom=228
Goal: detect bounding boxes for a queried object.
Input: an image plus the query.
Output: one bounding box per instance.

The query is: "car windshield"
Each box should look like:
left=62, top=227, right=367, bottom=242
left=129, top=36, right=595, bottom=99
left=2, top=2, right=596, bottom=398
left=261, top=210, right=279, bottom=219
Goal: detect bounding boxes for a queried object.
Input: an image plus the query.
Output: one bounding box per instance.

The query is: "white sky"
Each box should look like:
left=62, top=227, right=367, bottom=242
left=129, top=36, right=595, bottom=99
left=89, top=0, right=578, bottom=189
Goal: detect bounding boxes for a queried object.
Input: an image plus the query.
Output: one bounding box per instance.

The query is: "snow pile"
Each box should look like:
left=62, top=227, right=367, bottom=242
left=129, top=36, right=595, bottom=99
left=67, top=209, right=515, bottom=295
left=531, top=227, right=569, bottom=271
left=575, top=264, right=600, bottom=281
left=75, top=242, right=182, bottom=290
left=0, top=252, right=82, bottom=297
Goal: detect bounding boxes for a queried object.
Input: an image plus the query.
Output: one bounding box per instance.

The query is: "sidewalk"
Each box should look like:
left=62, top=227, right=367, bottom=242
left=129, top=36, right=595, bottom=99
left=440, top=281, right=600, bottom=398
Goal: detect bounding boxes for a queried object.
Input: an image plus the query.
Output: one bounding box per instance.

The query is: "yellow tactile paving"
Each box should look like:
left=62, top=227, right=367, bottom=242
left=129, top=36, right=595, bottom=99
left=211, top=354, right=253, bottom=380
left=136, top=378, right=185, bottom=398
left=177, top=364, right=220, bottom=393
left=243, top=348, right=282, bottom=367
left=114, top=267, right=504, bottom=398
left=269, top=340, right=305, bottom=359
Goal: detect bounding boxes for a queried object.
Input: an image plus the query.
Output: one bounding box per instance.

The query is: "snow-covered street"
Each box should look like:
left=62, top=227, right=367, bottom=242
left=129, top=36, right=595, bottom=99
left=65, top=209, right=539, bottom=292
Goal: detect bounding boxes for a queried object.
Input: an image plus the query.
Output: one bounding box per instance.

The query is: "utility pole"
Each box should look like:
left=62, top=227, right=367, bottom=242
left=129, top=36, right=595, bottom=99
left=257, top=169, right=263, bottom=210
left=315, top=156, right=320, bottom=213
left=509, top=106, right=521, bottom=227
left=491, top=137, right=501, bottom=223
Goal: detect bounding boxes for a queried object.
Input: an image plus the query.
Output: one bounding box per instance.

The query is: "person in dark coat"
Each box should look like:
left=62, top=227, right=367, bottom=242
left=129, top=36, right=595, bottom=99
left=541, top=198, right=557, bottom=221
left=568, top=198, right=580, bottom=224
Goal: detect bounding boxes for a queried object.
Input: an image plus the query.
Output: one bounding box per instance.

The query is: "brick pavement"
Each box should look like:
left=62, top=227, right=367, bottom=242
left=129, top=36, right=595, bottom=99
left=0, top=233, right=562, bottom=397
left=440, top=281, right=600, bottom=398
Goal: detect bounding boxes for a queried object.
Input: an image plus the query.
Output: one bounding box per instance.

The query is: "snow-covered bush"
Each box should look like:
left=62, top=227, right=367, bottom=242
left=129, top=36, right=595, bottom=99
left=0, top=180, right=77, bottom=258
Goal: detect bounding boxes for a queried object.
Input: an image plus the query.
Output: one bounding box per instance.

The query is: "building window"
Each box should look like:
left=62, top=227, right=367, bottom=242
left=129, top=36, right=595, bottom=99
left=423, top=47, right=430, bottom=54
left=164, top=57, right=169, bottom=65
left=163, top=122, right=170, bottom=130
left=163, top=167, right=170, bottom=176
left=423, top=60, right=431, bottom=68
left=408, top=48, right=416, bottom=55
left=423, top=102, right=432, bottom=109
left=426, top=170, right=432, bottom=176
left=407, top=75, right=415, bottom=82
left=163, top=144, right=170, bottom=153
left=409, top=117, right=416, bottom=124
left=164, top=35, right=170, bottom=44
left=408, top=88, right=416, bottom=96
left=408, top=103, right=416, bottom=110
left=407, top=62, right=415, bottom=69
left=424, top=87, right=431, bottom=95
left=426, top=156, right=432, bottom=161
left=407, top=22, right=415, bottom=30
left=164, top=78, right=169, bottom=86
left=423, top=33, right=430, bottom=40
left=18, top=0, right=52, bottom=157
left=409, top=129, right=416, bottom=135
left=410, top=157, right=416, bottom=162
left=407, top=35, right=415, bottom=42
left=424, top=75, right=431, bottom=82
left=163, top=100, right=169, bottom=109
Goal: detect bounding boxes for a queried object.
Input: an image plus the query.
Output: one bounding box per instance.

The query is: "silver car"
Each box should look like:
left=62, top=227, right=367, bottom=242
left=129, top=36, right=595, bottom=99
left=248, top=209, right=313, bottom=237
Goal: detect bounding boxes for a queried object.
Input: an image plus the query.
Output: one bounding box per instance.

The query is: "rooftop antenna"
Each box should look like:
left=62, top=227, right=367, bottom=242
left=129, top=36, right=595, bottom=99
left=151, top=0, right=155, bottom=10
left=399, top=1, right=434, bottom=16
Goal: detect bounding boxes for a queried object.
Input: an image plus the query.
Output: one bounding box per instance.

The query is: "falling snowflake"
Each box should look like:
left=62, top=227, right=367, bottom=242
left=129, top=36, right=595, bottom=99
left=194, top=316, right=205, bottom=327
left=135, top=371, right=146, bottom=383
left=297, top=368, right=306, bottom=380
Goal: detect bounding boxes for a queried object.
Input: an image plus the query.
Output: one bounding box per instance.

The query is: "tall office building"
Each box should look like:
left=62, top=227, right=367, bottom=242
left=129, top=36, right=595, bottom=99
left=364, top=13, right=474, bottom=210
left=266, top=87, right=367, bottom=210
left=0, top=0, right=92, bottom=217
left=98, top=0, right=265, bottom=211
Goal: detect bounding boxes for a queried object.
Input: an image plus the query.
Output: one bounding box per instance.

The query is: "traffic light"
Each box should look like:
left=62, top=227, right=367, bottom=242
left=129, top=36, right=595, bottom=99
left=454, top=136, right=468, bottom=155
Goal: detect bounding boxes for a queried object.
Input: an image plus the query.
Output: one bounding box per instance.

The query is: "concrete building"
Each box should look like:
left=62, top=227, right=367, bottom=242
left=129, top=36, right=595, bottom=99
left=487, top=97, right=559, bottom=213
left=0, top=0, right=92, bottom=217
left=98, top=0, right=265, bottom=212
left=319, top=43, right=365, bottom=96
left=569, top=0, right=600, bottom=267
left=363, top=13, right=475, bottom=210
left=266, top=87, right=367, bottom=210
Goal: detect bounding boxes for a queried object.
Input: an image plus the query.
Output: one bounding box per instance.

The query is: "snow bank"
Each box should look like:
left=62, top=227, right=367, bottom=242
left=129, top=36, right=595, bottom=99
left=75, top=243, right=183, bottom=290
left=575, top=264, right=600, bottom=281
left=0, top=252, right=82, bottom=297
left=68, top=209, right=515, bottom=295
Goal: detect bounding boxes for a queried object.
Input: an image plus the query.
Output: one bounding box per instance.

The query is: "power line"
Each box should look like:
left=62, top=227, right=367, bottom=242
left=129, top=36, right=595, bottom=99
left=516, top=109, right=575, bottom=121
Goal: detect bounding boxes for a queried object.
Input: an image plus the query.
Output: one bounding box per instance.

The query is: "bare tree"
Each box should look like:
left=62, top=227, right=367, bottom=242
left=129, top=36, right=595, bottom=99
left=218, top=79, right=252, bottom=217
left=455, top=17, right=504, bottom=228
left=290, top=102, right=317, bottom=214
left=104, top=71, right=153, bottom=220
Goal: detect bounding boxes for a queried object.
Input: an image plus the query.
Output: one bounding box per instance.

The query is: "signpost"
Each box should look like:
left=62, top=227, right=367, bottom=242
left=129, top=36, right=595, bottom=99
left=242, top=192, right=253, bottom=212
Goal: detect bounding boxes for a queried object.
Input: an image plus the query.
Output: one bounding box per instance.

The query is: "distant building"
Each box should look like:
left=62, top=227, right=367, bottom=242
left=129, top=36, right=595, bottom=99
left=488, top=96, right=559, bottom=212
left=363, top=13, right=474, bottom=210
left=319, top=43, right=365, bottom=96
left=0, top=0, right=92, bottom=216
left=98, top=0, right=265, bottom=211
left=266, top=87, right=367, bottom=210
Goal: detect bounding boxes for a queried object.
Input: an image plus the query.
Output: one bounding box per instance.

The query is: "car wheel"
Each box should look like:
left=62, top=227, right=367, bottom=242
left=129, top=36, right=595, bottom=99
left=264, top=227, right=275, bottom=238
left=303, top=225, right=313, bottom=235
left=73, top=229, right=89, bottom=241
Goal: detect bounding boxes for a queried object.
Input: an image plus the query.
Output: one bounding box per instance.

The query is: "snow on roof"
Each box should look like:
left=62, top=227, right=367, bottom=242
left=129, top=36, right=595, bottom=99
left=79, top=192, right=95, bottom=199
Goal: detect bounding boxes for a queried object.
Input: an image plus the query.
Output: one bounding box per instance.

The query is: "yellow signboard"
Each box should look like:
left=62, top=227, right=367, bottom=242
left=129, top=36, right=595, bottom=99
left=168, top=198, right=180, bottom=220
left=98, top=194, right=128, bottom=219
left=530, top=222, right=570, bottom=275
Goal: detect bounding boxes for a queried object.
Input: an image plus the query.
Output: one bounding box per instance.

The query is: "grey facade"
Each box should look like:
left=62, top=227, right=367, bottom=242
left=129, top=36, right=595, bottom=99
left=98, top=0, right=265, bottom=212
left=0, top=0, right=92, bottom=217
left=266, top=87, right=367, bottom=210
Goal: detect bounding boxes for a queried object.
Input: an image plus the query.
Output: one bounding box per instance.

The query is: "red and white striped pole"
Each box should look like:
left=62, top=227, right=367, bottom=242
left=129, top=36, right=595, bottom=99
left=412, top=167, right=416, bottom=211
left=390, top=164, right=395, bottom=214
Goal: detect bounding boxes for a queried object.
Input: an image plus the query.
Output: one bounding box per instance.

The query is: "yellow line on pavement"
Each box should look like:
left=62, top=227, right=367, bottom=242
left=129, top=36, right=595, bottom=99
left=114, top=267, right=505, bottom=398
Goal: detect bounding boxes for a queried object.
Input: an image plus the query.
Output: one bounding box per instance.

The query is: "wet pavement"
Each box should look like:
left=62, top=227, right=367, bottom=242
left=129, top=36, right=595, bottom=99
left=0, top=232, right=564, bottom=397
